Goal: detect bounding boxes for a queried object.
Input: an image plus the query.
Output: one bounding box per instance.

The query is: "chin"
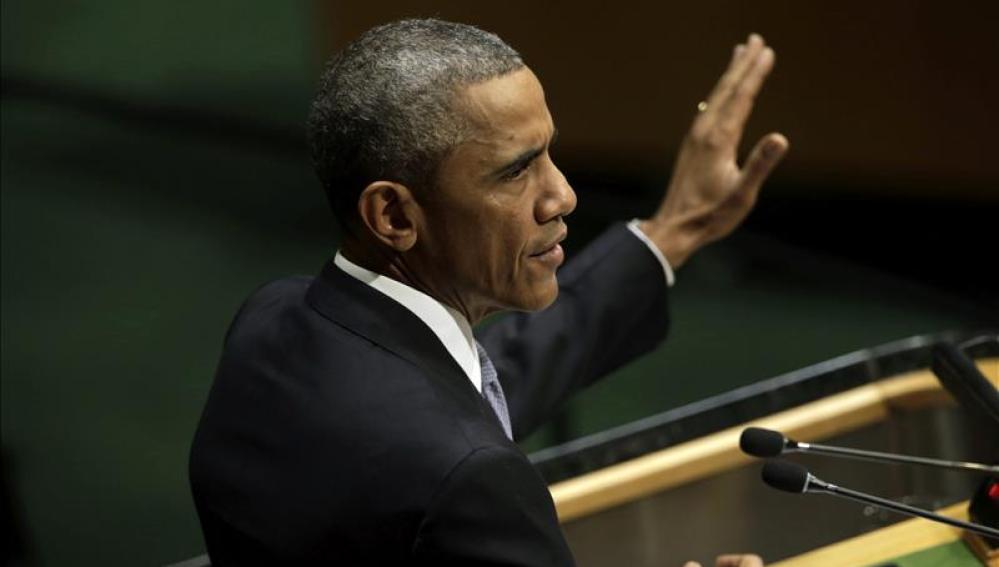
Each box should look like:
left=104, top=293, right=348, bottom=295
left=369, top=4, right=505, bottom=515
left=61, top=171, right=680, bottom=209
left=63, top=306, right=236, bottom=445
left=511, top=278, right=560, bottom=312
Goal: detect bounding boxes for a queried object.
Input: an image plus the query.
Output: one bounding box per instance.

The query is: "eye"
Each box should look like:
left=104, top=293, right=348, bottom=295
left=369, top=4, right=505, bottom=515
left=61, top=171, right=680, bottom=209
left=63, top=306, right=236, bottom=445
left=502, top=160, right=532, bottom=182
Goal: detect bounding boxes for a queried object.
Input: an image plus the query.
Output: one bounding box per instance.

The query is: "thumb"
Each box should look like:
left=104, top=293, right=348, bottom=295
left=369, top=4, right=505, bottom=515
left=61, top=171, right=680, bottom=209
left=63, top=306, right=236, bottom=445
left=740, top=132, right=789, bottom=195
left=683, top=563, right=702, bottom=567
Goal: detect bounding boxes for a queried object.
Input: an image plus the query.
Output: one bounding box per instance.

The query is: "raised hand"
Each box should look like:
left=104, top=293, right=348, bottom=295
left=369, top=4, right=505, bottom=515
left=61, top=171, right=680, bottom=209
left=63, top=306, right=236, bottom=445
left=641, top=34, right=789, bottom=268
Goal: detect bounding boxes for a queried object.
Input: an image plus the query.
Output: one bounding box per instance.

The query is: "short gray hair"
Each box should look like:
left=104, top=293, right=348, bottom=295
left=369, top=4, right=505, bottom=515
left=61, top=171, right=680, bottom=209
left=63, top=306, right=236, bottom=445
left=307, top=19, right=524, bottom=230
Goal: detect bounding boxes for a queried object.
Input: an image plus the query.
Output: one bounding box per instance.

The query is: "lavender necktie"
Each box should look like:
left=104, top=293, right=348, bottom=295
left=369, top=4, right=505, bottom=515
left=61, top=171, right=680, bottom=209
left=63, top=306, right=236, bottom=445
left=475, top=341, right=512, bottom=440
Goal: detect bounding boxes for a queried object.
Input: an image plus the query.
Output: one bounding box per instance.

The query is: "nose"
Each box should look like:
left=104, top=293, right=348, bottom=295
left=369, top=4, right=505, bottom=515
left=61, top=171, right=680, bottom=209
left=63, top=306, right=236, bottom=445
left=535, top=157, right=577, bottom=224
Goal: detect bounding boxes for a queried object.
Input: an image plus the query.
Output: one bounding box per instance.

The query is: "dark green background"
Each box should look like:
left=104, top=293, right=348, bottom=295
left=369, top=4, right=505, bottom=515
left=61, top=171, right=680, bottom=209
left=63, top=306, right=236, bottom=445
left=2, top=2, right=995, bottom=565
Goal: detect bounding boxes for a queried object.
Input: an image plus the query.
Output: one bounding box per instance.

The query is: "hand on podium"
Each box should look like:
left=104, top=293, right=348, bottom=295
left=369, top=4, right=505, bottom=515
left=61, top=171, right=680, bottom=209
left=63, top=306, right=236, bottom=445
left=684, top=553, right=764, bottom=567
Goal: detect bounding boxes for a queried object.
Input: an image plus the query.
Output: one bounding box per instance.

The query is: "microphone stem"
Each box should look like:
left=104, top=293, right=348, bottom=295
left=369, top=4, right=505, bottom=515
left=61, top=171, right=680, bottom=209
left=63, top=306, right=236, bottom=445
left=818, top=484, right=999, bottom=539
left=797, top=443, right=999, bottom=474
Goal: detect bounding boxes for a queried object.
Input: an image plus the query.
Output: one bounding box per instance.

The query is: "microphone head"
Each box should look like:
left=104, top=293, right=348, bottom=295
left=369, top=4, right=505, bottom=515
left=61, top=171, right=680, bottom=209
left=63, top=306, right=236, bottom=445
left=762, top=460, right=810, bottom=493
left=740, top=427, right=787, bottom=458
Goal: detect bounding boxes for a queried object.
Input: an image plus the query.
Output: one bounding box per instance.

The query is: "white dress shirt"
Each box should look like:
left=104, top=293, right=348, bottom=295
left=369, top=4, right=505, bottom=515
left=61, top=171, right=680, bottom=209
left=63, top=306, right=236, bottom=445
left=334, top=221, right=674, bottom=392
left=334, top=253, right=484, bottom=392
left=626, top=219, right=676, bottom=287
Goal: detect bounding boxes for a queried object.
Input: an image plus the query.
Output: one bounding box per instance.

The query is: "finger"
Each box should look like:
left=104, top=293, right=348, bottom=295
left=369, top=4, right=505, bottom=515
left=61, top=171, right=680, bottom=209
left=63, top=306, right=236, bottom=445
left=704, top=43, right=746, bottom=111
left=721, top=43, right=746, bottom=81
left=724, top=34, right=769, bottom=101
left=716, top=554, right=764, bottom=567
left=692, top=35, right=768, bottom=150
left=716, top=45, right=776, bottom=144
left=709, top=33, right=765, bottom=103
left=683, top=562, right=703, bottom=567
left=704, top=34, right=765, bottom=111
left=738, top=132, right=788, bottom=201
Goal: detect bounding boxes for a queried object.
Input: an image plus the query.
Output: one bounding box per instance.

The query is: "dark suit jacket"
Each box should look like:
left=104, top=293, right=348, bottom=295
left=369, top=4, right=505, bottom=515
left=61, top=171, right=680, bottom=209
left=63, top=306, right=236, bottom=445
left=190, top=223, right=670, bottom=565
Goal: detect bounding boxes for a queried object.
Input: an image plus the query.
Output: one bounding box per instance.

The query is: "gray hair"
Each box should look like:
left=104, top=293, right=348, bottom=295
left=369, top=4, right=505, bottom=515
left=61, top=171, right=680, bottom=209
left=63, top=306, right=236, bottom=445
left=307, top=18, right=525, bottom=230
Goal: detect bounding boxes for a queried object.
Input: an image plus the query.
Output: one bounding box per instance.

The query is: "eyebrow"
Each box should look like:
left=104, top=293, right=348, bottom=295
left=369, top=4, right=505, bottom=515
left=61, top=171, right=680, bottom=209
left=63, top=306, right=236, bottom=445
left=491, top=128, right=559, bottom=178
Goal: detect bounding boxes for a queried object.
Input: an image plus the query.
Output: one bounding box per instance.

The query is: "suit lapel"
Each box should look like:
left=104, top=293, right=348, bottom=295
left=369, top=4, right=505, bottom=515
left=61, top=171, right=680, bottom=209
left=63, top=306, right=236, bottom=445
left=304, top=260, right=483, bottom=408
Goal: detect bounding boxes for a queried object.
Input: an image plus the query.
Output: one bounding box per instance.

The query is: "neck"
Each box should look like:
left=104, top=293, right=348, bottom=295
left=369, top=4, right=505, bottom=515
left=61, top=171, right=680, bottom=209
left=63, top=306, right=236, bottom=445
left=339, top=237, right=496, bottom=325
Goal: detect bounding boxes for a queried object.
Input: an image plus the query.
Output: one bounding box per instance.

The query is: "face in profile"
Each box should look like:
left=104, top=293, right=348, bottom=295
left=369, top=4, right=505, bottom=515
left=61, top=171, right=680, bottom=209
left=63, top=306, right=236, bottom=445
left=414, top=67, right=577, bottom=320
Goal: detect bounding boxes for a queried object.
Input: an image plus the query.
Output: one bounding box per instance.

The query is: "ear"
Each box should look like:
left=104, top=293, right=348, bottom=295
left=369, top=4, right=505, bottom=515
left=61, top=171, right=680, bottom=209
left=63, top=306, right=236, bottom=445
left=356, top=181, right=421, bottom=252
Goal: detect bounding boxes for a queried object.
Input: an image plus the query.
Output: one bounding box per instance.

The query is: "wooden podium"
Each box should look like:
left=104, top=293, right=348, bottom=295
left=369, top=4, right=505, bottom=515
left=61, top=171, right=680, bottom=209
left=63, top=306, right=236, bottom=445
left=774, top=502, right=990, bottom=566
left=546, top=348, right=998, bottom=566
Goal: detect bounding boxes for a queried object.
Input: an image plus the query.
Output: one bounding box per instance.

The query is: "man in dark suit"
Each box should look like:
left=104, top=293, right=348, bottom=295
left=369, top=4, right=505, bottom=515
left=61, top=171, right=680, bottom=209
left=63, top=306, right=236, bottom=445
left=190, top=19, right=787, bottom=566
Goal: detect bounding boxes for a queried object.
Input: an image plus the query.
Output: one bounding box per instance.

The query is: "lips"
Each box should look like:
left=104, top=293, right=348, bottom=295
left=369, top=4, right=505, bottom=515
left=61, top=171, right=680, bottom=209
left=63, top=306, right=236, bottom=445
left=530, top=229, right=567, bottom=257
left=528, top=229, right=568, bottom=269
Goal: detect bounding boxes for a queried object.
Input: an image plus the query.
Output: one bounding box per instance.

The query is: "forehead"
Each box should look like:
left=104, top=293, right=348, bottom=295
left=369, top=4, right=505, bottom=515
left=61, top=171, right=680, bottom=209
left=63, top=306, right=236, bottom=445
left=451, top=67, right=553, bottom=163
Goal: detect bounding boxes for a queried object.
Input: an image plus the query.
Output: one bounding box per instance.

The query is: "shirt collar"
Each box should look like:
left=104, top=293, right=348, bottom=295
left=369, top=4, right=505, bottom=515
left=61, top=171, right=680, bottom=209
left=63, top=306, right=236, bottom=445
left=333, top=252, right=482, bottom=392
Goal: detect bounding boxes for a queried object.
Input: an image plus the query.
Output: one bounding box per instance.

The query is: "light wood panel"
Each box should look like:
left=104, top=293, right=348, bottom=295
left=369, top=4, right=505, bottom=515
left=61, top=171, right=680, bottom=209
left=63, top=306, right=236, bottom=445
left=550, top=358, right=998, bottom=522
left=770, top=502, right=975, bottom=567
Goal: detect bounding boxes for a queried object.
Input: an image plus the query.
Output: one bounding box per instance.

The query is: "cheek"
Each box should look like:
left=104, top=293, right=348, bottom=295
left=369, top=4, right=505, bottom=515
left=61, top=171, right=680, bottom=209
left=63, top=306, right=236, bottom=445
left=487, top=224, right=525, bottom=282
left=472, top=220, right=527, bottom=292
left=463, top=195, right=550, bottom=306
left=481, top=199, right=528, bottom=258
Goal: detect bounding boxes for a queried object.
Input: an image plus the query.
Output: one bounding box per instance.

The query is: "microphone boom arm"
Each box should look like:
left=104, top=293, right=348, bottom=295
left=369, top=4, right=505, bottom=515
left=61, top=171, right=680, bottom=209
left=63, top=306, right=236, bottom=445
left=808, top=478, right=999, bottom=539
left=793, top=442, right=999, bottom=474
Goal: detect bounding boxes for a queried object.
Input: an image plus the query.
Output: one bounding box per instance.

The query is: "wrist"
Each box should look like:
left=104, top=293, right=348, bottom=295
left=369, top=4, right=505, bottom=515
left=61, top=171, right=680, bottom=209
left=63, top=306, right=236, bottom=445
left=637, top=218, right=701, bottom=269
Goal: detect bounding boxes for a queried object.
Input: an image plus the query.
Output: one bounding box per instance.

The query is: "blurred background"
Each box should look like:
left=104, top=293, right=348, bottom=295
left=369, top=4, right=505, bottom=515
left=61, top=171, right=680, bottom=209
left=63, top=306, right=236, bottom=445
left=2, top=1, right=996, bottom=565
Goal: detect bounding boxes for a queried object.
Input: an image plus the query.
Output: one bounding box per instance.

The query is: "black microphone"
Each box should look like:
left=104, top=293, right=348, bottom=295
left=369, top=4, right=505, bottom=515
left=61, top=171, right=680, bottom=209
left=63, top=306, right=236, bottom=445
left=761, top=460, right=999, bottom=539
left=740, top=427, right=999, bottom=474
